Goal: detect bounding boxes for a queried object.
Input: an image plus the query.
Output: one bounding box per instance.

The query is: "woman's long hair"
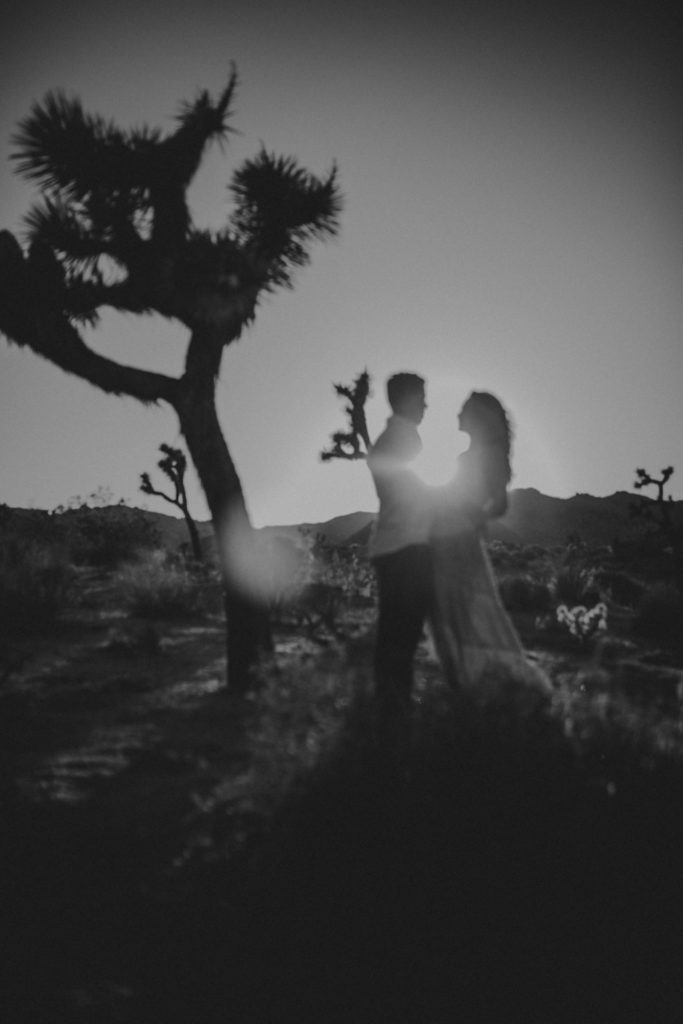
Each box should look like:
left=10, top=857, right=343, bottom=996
left=462, top=391, right=513, bottom=486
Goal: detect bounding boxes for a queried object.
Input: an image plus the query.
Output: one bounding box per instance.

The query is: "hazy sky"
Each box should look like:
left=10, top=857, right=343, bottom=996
left=1, top=0, right=681, bottom=526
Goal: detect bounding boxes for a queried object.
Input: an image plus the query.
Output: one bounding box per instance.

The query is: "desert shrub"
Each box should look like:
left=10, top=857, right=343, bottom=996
left=488, top=542, right=539, bottom=572
left=0, top=505, right=57, bottom=547
left=633, top=583, right=683, bottom=641
left=521, top=544, right=551, bottom=564
left=552, top=564, right=600, bottom=606
left=555, top=602, right=608, bottom=647
left=117, top=550, right=209, bottom=619
left=52, top=504, right=161, bottom=566
left=0, top=538, right=74, bottom=632
left=276, top=581, right=347, bottom=636
left=487, top=541, right=516, bottom=569
left=498, top=573, right=553, bottom=612
left=300, top=531, right=376, bottom=604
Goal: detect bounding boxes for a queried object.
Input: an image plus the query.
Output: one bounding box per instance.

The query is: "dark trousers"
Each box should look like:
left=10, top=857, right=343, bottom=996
left=373, top=544, right=433, bottom=718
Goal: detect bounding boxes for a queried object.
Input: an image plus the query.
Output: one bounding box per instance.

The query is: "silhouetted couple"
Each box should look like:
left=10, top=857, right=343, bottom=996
left=367, top=372, right=548, bottom=733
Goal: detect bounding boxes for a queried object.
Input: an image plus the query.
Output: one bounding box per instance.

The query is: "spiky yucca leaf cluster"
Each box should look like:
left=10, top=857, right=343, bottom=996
left=230, top=150, right=341, bottom=289
left=14, top=77, right=236, bottom=236
left=3, top=69, right=342, bottom=333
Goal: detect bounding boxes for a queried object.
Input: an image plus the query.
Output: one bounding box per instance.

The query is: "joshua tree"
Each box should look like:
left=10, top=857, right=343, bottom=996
left=141, top=443, right=203, bottom=562
left=0, top=69, right=342, bottom=691
left=320, top=369, right=372, bottom=461
left=631, top=465, right=683, bottom=593
left=633, top=466, right=676, bottom=525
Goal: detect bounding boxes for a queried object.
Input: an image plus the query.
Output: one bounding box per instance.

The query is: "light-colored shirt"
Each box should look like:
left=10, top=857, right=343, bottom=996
left=367, top=413, right=431, bottom=557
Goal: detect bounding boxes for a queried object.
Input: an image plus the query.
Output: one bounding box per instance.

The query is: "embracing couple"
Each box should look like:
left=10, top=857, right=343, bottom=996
left=367, top=372, right=548, bottom=727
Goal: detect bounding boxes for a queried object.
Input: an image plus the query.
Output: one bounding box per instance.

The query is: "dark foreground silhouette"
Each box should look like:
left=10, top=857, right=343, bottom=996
left=2, top=678, right=683, bottom=1024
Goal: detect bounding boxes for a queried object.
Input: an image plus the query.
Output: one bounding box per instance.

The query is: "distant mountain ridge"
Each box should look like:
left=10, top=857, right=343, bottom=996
left=4, top=489, right=677, bottom=554
left=492, top=488, right=649, bottom=548
left=265, top=489, right=678, bottom=551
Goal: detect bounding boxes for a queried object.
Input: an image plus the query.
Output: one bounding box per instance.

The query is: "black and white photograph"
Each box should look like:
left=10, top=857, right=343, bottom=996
left=1, top=1, right=682, bottom=1020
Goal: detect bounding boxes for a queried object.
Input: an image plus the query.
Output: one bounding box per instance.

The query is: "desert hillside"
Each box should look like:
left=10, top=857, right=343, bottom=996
left=3, top=487, right=678, bottom=557
left=269, top=488, right=675, bottom=551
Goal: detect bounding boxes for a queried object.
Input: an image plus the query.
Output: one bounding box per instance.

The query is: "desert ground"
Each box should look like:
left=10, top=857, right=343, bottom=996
left=2, top=511, right=683, bottom=1023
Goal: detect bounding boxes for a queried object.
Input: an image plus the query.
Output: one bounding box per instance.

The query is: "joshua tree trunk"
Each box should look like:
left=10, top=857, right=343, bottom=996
left=182, top=508, right=203, bottom=564
left=173, top=327, right=269, bottom=692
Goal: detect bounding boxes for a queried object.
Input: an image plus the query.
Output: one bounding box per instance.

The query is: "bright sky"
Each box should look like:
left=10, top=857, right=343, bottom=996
left=1, top=0, right=681, bottom=526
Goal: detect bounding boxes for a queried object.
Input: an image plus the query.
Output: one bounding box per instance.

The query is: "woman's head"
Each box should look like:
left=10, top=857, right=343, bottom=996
left=459, top=391, right=512, bottom=453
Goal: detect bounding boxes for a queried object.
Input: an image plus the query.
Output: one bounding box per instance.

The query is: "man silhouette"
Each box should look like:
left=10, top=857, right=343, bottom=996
left=367, top=372, right=432, bottom=730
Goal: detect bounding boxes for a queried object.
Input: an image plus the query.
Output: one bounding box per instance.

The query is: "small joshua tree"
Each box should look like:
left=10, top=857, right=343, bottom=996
left=320, top=369, right=372, bottom=461
left=631, top=465, right=683, bottom=595
left=0, top=69, right=342, bottom=690
left=633, top=466, right=676, bottom=535
left=141, top=443, right=202, bottom=562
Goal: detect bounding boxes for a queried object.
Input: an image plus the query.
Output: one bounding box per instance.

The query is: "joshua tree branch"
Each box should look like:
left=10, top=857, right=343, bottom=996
left=140, top=476, right=179, bottom=506
left=634, top=466, right=674, bottom=504
left=8, top=311, right=179, bottom=405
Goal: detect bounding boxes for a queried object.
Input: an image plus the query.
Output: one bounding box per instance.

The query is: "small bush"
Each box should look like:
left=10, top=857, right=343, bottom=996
left=53, top=504, right=161, bottom=567
left=556, top=602, right=608, bottom=646
left=118, top=550, right=209, bottom=619
left=487, top=541, right=516, bottom=569
left=488, top=542, right=542, bottom=572
left=301, top=531, right=376, bottom=604
left=0, top=539, right=74, bottom=632
left=498, top=573, right=553, bottom=612
left=553, top=565, right=599, bottom=606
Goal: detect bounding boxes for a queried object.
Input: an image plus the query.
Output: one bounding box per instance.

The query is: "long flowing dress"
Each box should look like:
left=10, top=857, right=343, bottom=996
left=430, top=448, right=550, bottom=698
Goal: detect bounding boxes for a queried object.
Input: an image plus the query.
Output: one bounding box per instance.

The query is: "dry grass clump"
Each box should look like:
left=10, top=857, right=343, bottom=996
left=117, top=549, right=215, bottom=619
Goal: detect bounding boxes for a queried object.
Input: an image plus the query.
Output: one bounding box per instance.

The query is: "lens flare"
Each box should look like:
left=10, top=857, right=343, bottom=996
left=217, top=505, right=307, bottom=604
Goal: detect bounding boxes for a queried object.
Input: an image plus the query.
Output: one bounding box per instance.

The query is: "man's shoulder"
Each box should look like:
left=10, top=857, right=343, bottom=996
left=369, top=424, right=394, bottom=457
left=370, top=415, right=418, bottom=454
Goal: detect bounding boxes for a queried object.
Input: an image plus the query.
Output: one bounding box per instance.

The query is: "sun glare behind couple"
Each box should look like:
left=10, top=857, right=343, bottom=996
left=411, top=393, right=567, bottom=500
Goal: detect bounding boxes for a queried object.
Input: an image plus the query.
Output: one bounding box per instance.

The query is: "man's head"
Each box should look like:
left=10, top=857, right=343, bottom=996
left=386, top=372, right=427, bottom=425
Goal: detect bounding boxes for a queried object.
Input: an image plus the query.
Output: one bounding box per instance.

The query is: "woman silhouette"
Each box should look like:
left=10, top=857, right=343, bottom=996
left=430, top=391, right=550, bottom=696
